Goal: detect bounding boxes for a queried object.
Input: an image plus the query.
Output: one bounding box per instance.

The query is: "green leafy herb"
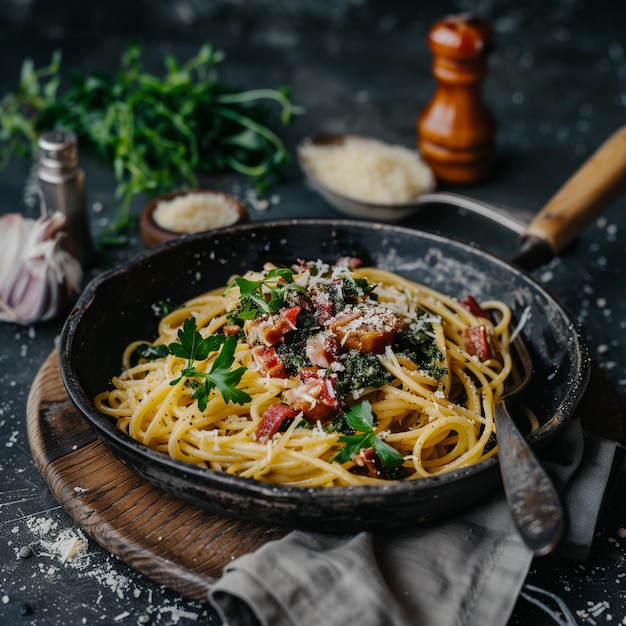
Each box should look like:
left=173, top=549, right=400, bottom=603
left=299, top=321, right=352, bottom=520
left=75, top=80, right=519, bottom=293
left=0, top=43, right=302, bottom=242
left=335, top=350, right=392, bottom=398
left=134, top=343, right=169, bottom=361
left=226, top=268, right=305, bottom=321
left=168, top=317, right=250, bottom=410
left=332, top=401, right=404, bottom=469
left=394, top=313, right=448, bottom=381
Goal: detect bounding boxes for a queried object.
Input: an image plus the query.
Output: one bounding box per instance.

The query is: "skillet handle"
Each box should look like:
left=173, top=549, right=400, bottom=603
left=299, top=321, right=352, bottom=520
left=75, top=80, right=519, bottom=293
left=514, top=126, right=626, bottom=270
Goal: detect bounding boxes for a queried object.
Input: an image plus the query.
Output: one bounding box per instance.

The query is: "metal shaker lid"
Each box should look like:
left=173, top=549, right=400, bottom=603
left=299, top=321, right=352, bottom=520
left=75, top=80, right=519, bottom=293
left=38, top=130, right=79, bottom=171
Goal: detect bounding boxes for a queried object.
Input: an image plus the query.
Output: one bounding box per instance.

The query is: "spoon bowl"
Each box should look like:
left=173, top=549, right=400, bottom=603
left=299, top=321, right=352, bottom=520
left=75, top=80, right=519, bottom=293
left=296, top=134, right=530, bottom=233
left=296, top=134, right=435, bottom=221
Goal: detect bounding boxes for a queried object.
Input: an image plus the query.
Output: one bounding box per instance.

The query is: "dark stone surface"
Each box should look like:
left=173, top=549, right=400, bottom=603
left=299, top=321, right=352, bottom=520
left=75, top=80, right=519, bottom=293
left=0, top=1, right=625, bottom=624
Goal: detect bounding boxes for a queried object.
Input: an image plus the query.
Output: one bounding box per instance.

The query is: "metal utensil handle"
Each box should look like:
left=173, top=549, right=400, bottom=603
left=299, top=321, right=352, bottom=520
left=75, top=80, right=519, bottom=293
left=415, top=191, right=528, bottom=234
left=494, top=401, right=565, bottom=555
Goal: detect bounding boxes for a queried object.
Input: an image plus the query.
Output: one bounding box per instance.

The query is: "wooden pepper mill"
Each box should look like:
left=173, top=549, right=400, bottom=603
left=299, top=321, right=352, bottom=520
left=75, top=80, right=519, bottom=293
left=417, top=14, right=496, bottom=185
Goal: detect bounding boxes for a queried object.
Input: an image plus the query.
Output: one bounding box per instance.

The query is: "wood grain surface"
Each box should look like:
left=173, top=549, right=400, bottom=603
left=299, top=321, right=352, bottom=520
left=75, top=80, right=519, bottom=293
left=26, top=349, right=624, bottom=601
left=26, top=350, right=287, bottom=602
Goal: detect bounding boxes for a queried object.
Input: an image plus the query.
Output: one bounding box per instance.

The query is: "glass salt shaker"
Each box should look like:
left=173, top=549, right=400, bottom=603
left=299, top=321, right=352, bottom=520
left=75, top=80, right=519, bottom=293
left=38, top=130, right=94, bottom=268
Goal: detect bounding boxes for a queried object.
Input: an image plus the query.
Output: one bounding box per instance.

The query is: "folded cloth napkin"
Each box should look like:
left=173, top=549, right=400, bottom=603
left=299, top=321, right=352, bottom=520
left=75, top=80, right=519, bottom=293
left=208, top=419, right=623, bottom=626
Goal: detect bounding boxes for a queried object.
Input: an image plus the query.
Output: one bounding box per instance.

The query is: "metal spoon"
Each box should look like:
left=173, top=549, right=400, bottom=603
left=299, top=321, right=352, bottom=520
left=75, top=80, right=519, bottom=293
left=297, top=130, right=626, bottom=274
left=296, top=134, right=530, bottom=229
left=494, top=326, right=564, bottom=555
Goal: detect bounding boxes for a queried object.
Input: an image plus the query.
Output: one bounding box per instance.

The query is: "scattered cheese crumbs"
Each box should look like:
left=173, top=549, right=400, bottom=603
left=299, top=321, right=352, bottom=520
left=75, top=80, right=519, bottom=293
left=153, top=191, right=241, bottom=233
left=114, top=611, right=130, bottom=621
left=299, top=136, right=434, bottom=204
left=60, top=536, right=88, bottom=562
left=617, top=527, right=626, bottom=539
left=159, top=607, right=200, bottom=621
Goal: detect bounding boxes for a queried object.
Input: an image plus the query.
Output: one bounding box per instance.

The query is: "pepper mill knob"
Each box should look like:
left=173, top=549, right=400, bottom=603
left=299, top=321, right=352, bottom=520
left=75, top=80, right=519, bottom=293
left=417, top=14, right=496, bottom=185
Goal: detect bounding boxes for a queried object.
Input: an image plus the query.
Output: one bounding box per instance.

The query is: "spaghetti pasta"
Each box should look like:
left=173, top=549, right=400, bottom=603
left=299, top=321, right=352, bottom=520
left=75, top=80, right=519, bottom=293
left=95, top=259, right=516, bottom=487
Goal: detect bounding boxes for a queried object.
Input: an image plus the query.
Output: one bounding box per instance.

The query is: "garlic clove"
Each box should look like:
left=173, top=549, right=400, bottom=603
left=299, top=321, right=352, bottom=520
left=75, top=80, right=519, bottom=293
left=2, top=255, right=50, bottom=323
left=0, top=211, right=83, bottom=324
left=0, top=213, right=30, bottom=288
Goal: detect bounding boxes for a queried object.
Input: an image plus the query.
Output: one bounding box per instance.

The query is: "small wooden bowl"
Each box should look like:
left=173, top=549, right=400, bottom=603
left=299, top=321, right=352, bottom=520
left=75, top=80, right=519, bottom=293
left=140, top=188, right=248, bottom=247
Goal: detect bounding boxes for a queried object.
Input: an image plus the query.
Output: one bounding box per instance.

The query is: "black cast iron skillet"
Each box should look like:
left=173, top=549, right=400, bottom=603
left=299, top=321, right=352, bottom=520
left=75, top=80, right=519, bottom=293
left=58, top=128, right=626, bottom=532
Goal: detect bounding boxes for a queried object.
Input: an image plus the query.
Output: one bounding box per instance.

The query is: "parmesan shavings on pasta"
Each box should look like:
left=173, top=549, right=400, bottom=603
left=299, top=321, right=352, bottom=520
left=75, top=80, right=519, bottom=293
left=95, top=261, right=526, bottom=487
left=299, top=136, right=435, bottom=204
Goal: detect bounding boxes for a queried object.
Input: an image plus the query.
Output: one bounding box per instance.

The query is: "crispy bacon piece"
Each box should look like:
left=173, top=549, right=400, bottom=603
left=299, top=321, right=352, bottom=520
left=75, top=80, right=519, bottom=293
left=254, top=404, right=298, bottom=443
left=464, top=326, right=492, bottom=361
left=353, top=447, right=381, bottom=477
left=244, top=306, right=300, bottom=346
left=223, top=324, right=242, bottom=337
left=305, top=332, right=340, bottom=368
left=461, top=295, right=490, bottom=319
left=279, top=305, right=301, bottom=329
left=283, top=374, right=340, bottom=423
left=328, top=307, right=401, bottom=354
left=244, top=315, right=285, bottom=346
left=335, top=256, right=362, bottom=268
left=251, top=345, right=287, bottom=378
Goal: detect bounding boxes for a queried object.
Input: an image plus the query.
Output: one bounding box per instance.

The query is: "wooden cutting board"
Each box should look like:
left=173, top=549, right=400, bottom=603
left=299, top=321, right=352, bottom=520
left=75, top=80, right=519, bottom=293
left=26, top=350, right=287, bottom=601
left=26, top=349, right=625, bottom=601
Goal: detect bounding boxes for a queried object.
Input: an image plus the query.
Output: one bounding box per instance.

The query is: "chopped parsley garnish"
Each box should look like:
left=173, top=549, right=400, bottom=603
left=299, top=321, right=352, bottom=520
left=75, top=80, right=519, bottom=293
left=335, top=350, right=392, bottom=398
left=332, top=401, right=404, bottom=469
left=168, top=317, right=251, bottom=410
left=134, top=343, right=169, bottom=361
left=225, top=268, right=305, bottom=321
left=275, top=338, right=309, bottom=374
left=394, top=313, right=448, bottom=381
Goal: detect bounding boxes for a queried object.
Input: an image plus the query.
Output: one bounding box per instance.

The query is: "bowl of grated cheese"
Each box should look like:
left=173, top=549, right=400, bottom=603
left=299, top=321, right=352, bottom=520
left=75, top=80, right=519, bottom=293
left=297, top=134, right=436, bottom=221
left=140, top=188, right=248, bottom=247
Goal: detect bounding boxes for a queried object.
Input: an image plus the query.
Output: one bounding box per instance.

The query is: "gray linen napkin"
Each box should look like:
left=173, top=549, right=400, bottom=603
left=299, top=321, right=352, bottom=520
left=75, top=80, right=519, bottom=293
left=208, top=419, right=622, bottom=626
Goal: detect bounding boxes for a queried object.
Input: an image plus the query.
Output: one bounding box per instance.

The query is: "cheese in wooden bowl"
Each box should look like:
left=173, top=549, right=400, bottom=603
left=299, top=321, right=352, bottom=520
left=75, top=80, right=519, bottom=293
left=140, top=189, right=248, bottom=247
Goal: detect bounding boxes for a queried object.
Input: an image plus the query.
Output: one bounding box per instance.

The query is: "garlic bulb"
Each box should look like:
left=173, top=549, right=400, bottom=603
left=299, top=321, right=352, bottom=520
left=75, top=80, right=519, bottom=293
left=0, top=211, right=83, bottom=324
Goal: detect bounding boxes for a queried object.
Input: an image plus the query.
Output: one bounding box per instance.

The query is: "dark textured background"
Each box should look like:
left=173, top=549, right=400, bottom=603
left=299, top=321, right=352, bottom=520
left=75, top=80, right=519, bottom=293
left=1, top=1, right=625, bottom=624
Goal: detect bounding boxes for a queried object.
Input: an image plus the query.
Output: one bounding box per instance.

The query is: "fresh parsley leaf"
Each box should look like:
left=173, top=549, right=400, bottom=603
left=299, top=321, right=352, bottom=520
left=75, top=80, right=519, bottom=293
left=332, top=434, right=367, bottom=465
left=224, top=268, right=305, bottom=321
left=167, top=317, right=251, bottom=407
left=371, top=437, right=405, bottom=469
left=168, top=317, right=226, bottom=362
left=205, top=335, right=250, bottom=404
left=332, top=401, right=404, bottom=469
left=344, top=400, right=375, bottom=431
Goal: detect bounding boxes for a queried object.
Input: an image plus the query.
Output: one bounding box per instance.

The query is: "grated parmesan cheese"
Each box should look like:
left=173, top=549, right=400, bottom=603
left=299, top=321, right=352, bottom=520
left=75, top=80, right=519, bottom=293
left=299, top=136, right=435, bottom=204
left=152, top=191, right=241, bottom=233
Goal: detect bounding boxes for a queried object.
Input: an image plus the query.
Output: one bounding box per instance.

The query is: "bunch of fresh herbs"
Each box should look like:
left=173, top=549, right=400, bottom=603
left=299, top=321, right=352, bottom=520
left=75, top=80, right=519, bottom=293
left=0, top=42, right=302, bottom=243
